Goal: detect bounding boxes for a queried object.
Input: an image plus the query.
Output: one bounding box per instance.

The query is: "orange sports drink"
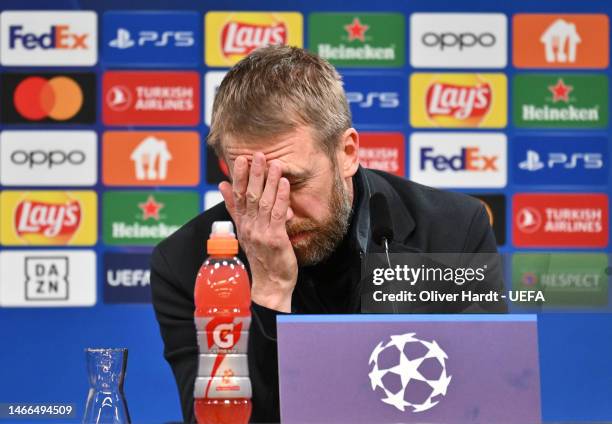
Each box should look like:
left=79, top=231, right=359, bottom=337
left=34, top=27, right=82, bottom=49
left=194, top=221, right=252, bottom=424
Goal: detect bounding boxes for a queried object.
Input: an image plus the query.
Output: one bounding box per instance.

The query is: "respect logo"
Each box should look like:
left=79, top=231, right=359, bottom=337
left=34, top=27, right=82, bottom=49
left=410, top=73, right=507, bottom=128
left=0, top=191, right=97, bottom=246
left=0, top=11, right=97, bottom=66
left=205, top=12, right=303, bottom=66
left=0, top=73, right=96, bottom=124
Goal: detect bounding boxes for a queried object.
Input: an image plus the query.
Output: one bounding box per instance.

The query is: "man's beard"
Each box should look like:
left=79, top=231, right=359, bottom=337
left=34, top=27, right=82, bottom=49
left=286, top=169, right=353, bottom=266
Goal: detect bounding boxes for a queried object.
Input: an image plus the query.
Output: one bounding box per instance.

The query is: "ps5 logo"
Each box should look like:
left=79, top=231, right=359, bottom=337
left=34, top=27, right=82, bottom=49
left=108, top=28, right=194, bottom=49
left=519, top=150, right=603, bottom=171
left=346, top=91, right=400, bottom=108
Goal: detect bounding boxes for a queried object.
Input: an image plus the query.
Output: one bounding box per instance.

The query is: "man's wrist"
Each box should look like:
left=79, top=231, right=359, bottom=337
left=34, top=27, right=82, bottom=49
left=251, top=289, right=292, bottom=313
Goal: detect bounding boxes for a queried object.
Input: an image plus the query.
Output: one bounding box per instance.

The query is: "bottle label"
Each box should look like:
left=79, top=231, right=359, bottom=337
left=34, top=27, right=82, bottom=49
left=197, top=331, right=249, bottom=354
left=194, top=376, right=252, bottom=399
left=194, top=315, right=251, bottom=332
left=198, top=354, right=249, bottom=377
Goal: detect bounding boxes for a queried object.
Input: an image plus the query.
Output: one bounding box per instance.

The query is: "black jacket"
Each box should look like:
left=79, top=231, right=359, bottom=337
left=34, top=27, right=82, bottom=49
left=150, top=167, right=507, bottom=423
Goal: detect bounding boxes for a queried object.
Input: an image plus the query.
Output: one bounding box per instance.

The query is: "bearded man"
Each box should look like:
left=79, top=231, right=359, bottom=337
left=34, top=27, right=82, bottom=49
left=151, top=45, right=506, bottom=423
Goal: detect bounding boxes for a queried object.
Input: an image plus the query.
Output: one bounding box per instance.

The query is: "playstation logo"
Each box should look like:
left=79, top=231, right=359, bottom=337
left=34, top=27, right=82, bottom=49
left=518, top=150, right=545, bottom=171
left=109, top=28, right=135, bottom=49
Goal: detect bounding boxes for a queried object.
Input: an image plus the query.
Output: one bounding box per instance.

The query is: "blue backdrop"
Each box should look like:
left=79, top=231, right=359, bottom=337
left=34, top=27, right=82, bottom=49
left=0, top=0, right=611, bottom=423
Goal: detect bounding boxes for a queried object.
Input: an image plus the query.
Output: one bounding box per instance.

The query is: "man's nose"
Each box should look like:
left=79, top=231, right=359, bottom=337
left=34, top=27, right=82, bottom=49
left=286, top=206, right=295, bottom=221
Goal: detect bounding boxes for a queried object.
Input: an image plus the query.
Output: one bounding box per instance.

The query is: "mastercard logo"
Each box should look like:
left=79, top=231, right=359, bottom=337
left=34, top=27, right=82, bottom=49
left=13, top=76, right=84, bottom=121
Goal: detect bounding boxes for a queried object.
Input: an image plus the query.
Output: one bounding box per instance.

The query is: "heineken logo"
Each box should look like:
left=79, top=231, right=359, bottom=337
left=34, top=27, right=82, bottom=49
left=548, top=79, right=572, bottom=103
left=513, top=74, right=608, bottom=128
left=103, top=191, right=198, bottom=246
left=138, top=195, right=163, bottom=221
left=308, top=13, right=404, bottom=67
left=344, top=17, right=369, bottom=41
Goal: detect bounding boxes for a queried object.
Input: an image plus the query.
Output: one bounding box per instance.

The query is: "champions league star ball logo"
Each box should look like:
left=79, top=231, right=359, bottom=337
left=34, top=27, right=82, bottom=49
left=368, top=333, right=452, bottom=413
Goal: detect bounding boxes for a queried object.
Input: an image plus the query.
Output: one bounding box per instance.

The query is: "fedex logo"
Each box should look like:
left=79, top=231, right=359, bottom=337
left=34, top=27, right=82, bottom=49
left=420, top=147, right=498, bottom=171
left=9, top=25, right=88, bottom=50
left=1, top=11, right=97, bottom=65
left=410, top=132, right=507, bottom=188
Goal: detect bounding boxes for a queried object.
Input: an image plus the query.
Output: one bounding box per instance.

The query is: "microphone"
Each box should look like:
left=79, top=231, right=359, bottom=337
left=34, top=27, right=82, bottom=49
left=370, top=193, right=394, bottom=246
left=369, top=193, right=394, bottom=268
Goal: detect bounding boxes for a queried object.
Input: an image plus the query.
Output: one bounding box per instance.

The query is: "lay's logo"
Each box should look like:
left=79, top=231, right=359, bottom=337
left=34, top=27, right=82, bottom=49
left=426, top=81, right=492, bottom=125
left=221, top=21, right=287, bottom=57
left=411, top=73, right=507, bottom=128
left=0, top=11, right=97, bottom=66
left=205, top=12, right=302, bottom=66
left=1, top=191, right=97, bottom=246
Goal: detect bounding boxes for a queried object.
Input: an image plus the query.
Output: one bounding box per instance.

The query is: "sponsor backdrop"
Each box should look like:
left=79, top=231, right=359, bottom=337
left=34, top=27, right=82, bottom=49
left=0, top=0, right=611, bottom=422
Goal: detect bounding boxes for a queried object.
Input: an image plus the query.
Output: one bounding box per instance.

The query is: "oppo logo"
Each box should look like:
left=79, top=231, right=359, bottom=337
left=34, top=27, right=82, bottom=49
left=422, top=32, right=496, bottom=50
left=10, top=149, right=86, bottom=168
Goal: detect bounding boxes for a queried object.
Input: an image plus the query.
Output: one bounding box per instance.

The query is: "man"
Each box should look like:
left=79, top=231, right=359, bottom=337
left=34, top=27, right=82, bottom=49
left=151, top=45, right=506, bottom=423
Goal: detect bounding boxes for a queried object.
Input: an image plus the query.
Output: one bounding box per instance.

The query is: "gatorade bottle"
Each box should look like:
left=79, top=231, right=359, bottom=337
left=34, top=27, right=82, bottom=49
left=193, top=221, right=252, bottom=424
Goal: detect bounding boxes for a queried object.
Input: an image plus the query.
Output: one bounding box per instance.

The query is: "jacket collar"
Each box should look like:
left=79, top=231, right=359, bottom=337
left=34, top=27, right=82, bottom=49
left=352, top=167, right=416, bottom=254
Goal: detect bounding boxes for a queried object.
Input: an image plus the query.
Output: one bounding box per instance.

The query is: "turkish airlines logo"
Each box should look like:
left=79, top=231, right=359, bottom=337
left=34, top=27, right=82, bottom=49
left=221, top=21, right=287, bottom=57
left=516, top=207, right=542, bottom=234
left=359, top=133, right=405, bottom=177
left=513, top=193, right=609, bottom=248
left=106, top=86, right=131, bottom=111
left=102, top=71, right=200, bottom=126
left=0, top=11, right=97, bottom=65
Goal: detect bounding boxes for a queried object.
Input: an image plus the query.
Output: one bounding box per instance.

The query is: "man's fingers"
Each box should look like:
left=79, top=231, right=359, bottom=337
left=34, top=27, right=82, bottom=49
left=232, top=156, right=248, bottom=216
left=270, top=177, right=290, bottom=232
left=245, top=152, right=266, bottom=218
left=256, top=160, right=282, bottom=228
left=219, top=181, right=238, bottom=224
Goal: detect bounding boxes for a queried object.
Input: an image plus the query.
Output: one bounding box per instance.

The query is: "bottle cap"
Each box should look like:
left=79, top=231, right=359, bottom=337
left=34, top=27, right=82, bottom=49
left=207, top=221, right=238, bottom=255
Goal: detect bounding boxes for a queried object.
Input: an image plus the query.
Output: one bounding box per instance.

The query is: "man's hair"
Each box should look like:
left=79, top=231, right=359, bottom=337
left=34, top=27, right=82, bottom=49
left=207, top=45, right=352, bottom=160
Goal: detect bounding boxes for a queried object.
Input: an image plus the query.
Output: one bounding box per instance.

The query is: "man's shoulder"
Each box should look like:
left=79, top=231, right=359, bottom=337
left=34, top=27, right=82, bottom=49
left=366, top=169, right=489, bottom=250
left=368, top=169, right=484, bottom=219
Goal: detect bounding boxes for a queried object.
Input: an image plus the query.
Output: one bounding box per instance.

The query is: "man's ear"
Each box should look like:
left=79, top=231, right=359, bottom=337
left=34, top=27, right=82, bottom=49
left=336, top=128, right=360, bottom=178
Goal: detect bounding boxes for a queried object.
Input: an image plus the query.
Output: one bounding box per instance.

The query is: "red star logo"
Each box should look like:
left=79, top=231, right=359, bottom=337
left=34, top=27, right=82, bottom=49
left=548, top=78, right=573, bottom=103
left=138, top=195, right=163, bottom=221
left=344, top=17, right=369, bottom=42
